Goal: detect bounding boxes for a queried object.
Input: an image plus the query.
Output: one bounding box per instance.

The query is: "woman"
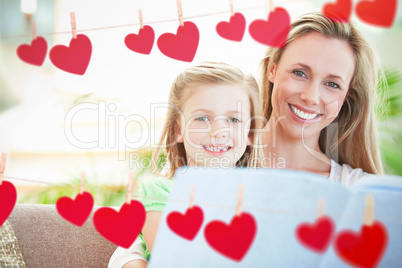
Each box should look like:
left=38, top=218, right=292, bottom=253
left=260, top=12, right=383, bottom=184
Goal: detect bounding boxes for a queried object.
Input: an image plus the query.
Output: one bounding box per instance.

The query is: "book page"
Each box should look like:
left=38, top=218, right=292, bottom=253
left=148, top=168, right=353, bottom=267
left=319, top=176, right=402, bottom=268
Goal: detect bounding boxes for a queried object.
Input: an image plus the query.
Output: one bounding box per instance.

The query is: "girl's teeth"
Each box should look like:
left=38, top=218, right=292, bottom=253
left=290, top=104, right=319, bottom=120
left=204, top=146, right=230, bottom=152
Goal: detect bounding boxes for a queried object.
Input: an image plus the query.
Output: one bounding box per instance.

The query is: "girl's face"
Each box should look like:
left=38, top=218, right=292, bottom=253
left=268, top=32, right=355, bottom=142
left=177, top=84, right=252, bottom=168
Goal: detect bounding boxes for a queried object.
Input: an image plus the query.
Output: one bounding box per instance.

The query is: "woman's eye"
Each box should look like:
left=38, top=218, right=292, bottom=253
left=228, top=118, right=240, bottom=123
left=294, top=70, right=306, bottom=78
left=326, top=82, right=340, bottom=89
left=196, top=116, right=209, bottom=122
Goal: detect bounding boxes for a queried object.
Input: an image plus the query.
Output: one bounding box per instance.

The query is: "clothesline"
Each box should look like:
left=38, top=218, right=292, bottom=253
left=1, top=4, right=268, bottom=39
left=3, top=175, right=390, bottom=220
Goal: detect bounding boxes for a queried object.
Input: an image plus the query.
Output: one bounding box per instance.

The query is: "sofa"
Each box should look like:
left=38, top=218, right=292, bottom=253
left=8, top=203, right=118, bottom=268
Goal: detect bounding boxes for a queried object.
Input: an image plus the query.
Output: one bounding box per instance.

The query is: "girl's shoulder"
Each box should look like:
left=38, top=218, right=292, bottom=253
left=140, top=175, right=173, bottom=195
left=139, top=175, right=173, bottom=211
left=328, top=159, right=376, bottom=186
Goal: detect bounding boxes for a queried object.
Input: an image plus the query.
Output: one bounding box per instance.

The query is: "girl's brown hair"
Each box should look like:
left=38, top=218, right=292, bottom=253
left=152, top=61, right=263, bottom=178
left=260, top=12, right=383, bottom=174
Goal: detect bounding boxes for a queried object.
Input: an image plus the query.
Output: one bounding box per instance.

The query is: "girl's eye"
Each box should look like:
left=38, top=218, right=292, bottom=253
left=326, top=82, right=340, bottom=89
left=196, top=116, right=209, bottom=122
left=294, top=70, right=306, bottom=78
left=228, top=118, right=240, bottom=123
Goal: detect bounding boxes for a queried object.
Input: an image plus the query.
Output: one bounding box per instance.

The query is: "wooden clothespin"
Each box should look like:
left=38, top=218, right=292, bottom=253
left=176, top=0, right=184, bottom=26
left=266, top=0, right=275, bottom=13
left=70, top=12, right=77, bottom=39
left=229, top=0, right=234, bottom=16
left=364, top=194, right=375, bottom=226
left=236, top=185, right=244, bottom=217
left=317, top=198, right=326, bottom=218
left=80, top=172, right=86, bottom=194
left=32, top=21, right=37, bottom=40
left=126, top=172, right=134, bottom=204
left=138, top=10, right=144, bottom=29
left=0, top=153, right=7, bottom=185
left=189, top=186, right=195, bottom=209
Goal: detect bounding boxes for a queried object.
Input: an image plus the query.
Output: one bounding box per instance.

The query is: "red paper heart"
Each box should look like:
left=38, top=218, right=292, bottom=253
left=157, top=21, right=199, bottom=62
left=125, top=25, right=155, bottom=55
left=216, top=13, right=246, bottom=42
left=49, top=34, right=92, bottom=75
left=295, top=216, right=335, bottom=253
left=204, top=212, right=257, bottom=262
left=248, top=7, right=290, bottom=48
left=355, top=0, right=397, bottom=28
left=323, top=0, right=352, bottom=22
left=167, top=205, right=204, bottom=240
left=334, top=221, right=388, bottom=268
left=0, top=181, right=17, bottom=227
left=56, top=191, right=94, bottom=226
left=16, top=36, right=48, bottom=66
left=93, top=200, right=146, bottom=248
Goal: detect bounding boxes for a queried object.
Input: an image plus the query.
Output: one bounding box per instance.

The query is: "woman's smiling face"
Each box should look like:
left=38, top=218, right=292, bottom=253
left=268, top=32, right=355, bottom=142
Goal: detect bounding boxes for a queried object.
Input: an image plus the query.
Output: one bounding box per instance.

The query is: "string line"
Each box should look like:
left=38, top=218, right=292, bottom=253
left=6, top=175, right=400, bottom=221
left=0, top=2, right=297, bottom=39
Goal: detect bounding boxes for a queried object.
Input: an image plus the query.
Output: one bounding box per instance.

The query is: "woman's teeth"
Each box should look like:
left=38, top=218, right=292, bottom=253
left=290, top=104, right=320, bottom=120
left=203, top=146, right=230, bottom=152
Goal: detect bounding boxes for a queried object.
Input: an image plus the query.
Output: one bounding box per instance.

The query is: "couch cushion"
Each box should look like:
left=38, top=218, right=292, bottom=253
left=0, top=220, right=27, bottom=267
left=8, top=204, right=118, bottom=268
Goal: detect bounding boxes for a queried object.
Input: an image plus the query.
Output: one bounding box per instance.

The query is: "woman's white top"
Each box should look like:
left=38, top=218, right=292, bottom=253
left=328, top=159, right=375, bottom=186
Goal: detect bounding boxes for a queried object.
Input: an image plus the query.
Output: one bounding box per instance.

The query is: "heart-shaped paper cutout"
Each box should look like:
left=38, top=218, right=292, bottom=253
left=323, top=0, right=352, bottom=22
left=125, top=25, right=155, bottom=55
left=204, top=212, right=257, bottom=262
left=16, top=36, right=48, bottom=66
left=248, top=7, right=290, bottom=48
left=167, top=205, right=204, bottom=240
left=157, top=21, right=199, bottom=62
left=216, top=13, right=246, bottom=42
left=56, top=191, right=94, bottom=226
left=334, top=221, right=388, bottom=268
left=295, top=216, right=335, bottom=253
left=49, top=34, right=92, bottom=75
left=93, top=200, right=146, bottom=248
left=355, top=0, right=397, bottom=28
left=0, top=181, right=17, bottom=227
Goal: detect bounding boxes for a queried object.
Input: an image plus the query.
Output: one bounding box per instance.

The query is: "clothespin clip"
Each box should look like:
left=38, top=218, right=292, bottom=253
left=80, top=172, right=86, bottom=194
left=138, top=10, right=144, bottom=29
left=0, top=153, right=7, bottom=185
left=229, top=0, right=234, bottom=16
left=32, top=21, right=37, bottom=40
left=70, top=12, right=77, bottom=39
left=126, top=172, right=134, bottom=204
left=364, top=194, right=375, bottom=226
left=317, top=198, right=326, bottom=218
left=176, top=0, right=184, bottom=26
left=236, top=185, right=244, bottom=217
left=266, top=0, right=275, bottom=13
left=189, top=186, right=195, bottom=209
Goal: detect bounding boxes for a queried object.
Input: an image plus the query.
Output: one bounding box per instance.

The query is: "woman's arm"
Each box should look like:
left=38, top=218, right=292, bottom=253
left=108, top=236, right=148, bottom=268
left=141, top=211, right=163, bottom=253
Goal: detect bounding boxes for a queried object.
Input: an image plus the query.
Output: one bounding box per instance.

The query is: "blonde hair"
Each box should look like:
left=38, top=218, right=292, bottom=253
left=260, top=12, right=383, bottom=174
left=152, top=61, right=263, bottom=178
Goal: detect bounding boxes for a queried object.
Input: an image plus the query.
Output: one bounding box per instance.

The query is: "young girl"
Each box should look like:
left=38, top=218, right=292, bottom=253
left=260, top=12, right=384, bottom=183
left=108, top=61, right=263, bottom=267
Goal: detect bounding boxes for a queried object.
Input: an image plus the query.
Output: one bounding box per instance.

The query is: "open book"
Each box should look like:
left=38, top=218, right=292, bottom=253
left=148, top=168, right=402, bottom=268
